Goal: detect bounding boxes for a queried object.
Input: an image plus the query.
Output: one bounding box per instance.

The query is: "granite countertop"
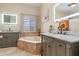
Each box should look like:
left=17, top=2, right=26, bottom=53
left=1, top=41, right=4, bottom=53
left=41, top=32, right=79, bottom=43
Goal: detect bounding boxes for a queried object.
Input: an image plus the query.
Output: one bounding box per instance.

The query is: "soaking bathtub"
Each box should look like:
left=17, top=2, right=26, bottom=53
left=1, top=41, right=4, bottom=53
left=17, top=36, right=42, bottom=55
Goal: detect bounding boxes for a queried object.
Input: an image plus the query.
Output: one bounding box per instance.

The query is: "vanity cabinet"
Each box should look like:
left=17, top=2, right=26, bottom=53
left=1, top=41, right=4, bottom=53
left=42, top=36, right=57, bottom=56
left=41, top=35, right=79, bottom=56
left=0, top=32, right=19, bottom=48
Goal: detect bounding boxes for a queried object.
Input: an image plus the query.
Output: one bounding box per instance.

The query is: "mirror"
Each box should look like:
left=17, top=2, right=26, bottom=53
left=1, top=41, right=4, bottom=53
left=54, top=3, right=79, bottom=22
left=54, top=3, right=79, bottom=32
left=2, top=14, right=17, bottom=24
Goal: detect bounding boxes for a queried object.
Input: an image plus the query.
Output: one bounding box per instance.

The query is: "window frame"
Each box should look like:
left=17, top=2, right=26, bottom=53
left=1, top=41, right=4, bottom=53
left=23, top=15, right=36, bottom=32
left=2, top=14, right=17, bottom=24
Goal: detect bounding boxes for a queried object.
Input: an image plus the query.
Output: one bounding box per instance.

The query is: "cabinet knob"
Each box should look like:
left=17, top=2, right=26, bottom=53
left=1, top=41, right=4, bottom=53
left=59, top=44, right=63, bottom=47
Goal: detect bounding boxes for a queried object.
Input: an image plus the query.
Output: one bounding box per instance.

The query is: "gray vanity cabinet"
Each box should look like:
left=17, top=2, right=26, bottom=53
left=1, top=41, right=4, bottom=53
left=0, top=32, right=19, bottom=48
left=41, top=35, right=79, bottom=56
left=42, top=35, right=67, bottom=56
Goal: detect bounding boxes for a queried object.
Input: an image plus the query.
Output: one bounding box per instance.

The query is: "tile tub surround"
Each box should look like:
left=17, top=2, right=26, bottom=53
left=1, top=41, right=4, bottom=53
left=17, top=36, right=42, bottom=55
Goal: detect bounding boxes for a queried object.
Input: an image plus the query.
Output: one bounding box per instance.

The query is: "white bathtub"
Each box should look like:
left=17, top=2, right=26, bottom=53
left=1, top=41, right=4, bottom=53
left=19, top=36, right=41, bottom=43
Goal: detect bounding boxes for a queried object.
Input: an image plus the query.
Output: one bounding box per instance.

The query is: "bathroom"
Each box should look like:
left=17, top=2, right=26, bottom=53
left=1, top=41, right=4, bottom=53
left=0, top=3, right=79, bottom=56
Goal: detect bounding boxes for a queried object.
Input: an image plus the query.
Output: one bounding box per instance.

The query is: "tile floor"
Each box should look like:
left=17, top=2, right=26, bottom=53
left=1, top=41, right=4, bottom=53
left=0, top=47, right=39, bottom=56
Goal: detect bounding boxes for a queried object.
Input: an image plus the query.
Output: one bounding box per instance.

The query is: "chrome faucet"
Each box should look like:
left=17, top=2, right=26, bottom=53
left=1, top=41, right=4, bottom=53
left=9, top=28, right=11, bottom=31
left=58, top=27, right=63, bottom=34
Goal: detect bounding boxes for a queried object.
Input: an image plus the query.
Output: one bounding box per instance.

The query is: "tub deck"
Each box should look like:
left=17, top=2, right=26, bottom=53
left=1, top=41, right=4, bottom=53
left=19, top=36, right=41, bottom=43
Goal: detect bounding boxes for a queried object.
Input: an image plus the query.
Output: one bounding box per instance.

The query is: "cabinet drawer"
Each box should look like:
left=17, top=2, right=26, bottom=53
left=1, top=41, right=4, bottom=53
left=56, top=42, right=66, bottom=56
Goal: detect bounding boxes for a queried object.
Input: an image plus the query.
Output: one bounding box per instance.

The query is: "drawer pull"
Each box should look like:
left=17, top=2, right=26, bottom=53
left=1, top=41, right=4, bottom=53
left=59, top=44, right=63, bottom=47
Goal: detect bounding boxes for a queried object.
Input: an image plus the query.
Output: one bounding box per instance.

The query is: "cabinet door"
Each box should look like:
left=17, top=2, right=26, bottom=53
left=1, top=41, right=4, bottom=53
left=7, top=34, right=19, bottom=47
left=2, top=35, right=9, bottom=47
left=66, top=44, right=72, bottom=56
left=2, top=33, right=19, bottom=47
left=45, top=37, right=52, bottom=56
left=56, top=42, right=66, bottom=56
left=0, top=38, right=3, bottom=48
left=45, top=41, right=51, bottom=56
left=50, top=40, right=56, bottom=56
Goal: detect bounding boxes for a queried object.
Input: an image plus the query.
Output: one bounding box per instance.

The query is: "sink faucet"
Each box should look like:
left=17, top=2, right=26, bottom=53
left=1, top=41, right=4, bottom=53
left=58, top=23, right=66, bottom=34
left=58, top=27, right=63, bottom=34
left=9, top=28, right=11, bottom=31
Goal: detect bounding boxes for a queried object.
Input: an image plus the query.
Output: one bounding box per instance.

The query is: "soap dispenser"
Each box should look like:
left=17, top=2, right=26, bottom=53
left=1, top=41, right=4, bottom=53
left=49, top=25, right=53, bottom=33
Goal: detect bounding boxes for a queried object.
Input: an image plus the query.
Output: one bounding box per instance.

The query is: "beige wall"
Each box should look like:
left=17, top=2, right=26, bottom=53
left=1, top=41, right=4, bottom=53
left=0, top=3, right=40, bottom=32
left=40, top=3, right=60, bottom=33
left=69, top=17, right=79, bottom=32
left=40, top=3, right=54, bottom=33
left=55, top=10, right=68, bottom=19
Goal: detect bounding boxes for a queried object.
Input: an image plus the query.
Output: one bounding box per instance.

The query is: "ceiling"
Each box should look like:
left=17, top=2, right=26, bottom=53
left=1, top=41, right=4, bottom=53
left=56, top=3, right=79, bottom=14
left=26, top=3, right=42, bottom=7
left=0, top=3, right=43, bottom=7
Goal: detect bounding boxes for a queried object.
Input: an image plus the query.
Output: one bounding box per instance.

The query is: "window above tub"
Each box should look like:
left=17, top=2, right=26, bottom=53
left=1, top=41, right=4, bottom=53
left=23, top=15, right=36, bottom=32
left=2, top=14, right=17, bottom=24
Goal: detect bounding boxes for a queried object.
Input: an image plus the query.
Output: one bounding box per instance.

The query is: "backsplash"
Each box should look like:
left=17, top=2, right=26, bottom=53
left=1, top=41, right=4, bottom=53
left=0, top=24, right=20, bottom=32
